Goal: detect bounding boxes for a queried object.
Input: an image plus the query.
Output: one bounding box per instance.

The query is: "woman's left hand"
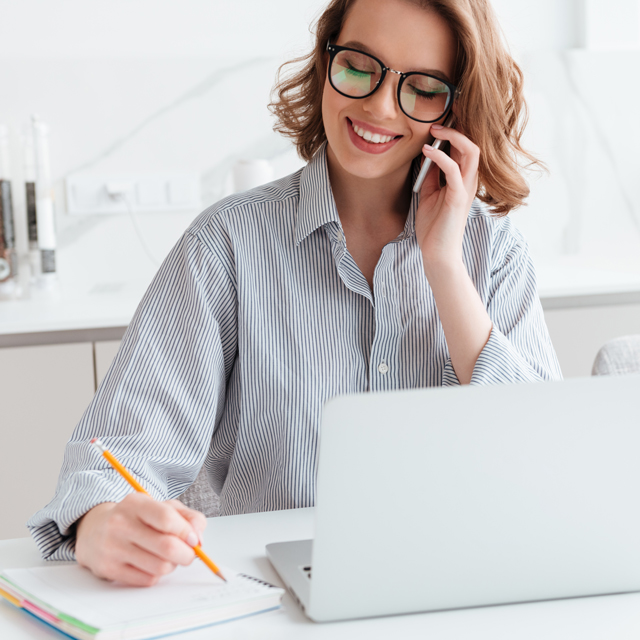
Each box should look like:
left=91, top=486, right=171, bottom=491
left=414, top=124, right=480, bottom=274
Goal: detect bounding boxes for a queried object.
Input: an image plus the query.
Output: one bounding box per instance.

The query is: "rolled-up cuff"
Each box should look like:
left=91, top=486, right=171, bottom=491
left=442, top=326, right=550, bottom=387
left=27, top=469, right=156, bottom=561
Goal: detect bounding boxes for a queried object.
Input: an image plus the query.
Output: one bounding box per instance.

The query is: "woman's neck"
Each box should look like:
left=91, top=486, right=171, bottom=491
left=326, top=144, right=413, bottom=230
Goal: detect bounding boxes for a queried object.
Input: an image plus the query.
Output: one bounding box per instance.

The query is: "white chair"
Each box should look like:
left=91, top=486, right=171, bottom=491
left=592, top=335, right=640, bottom=376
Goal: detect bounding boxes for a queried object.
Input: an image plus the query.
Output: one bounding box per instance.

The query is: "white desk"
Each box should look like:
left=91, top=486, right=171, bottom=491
left=2, top=507, right=640, bottom=639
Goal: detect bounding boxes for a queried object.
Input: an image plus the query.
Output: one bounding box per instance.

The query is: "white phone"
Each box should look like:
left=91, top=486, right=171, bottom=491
left=412, top=113, right=456, bottom=194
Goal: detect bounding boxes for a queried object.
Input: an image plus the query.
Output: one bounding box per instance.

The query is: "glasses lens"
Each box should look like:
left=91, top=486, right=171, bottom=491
left=400, top=74, right=451, bottom=122
left=330, top=49, right=382, bottom=97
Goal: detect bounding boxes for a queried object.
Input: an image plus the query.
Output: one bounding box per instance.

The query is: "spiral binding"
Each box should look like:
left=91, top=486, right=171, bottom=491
left=238, top=573, right=279, bottom=589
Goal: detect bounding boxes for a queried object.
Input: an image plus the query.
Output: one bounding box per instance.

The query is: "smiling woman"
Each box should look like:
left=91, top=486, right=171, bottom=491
left=28, top=0, right=561, bottom=587
left=270, top=0, right=540, bottom=215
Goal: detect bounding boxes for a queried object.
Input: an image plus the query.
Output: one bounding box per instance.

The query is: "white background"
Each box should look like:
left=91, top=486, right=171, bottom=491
left=0, top=0, right=639, bottom=297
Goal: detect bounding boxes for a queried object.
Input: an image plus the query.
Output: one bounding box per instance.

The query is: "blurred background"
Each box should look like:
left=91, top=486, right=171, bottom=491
left=1, top=0, right=639, bottom=353
left=0, top=0, right=639, bottom=537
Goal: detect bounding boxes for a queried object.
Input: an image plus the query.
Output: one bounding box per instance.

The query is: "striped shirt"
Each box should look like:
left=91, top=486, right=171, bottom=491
left=28, top=141, right=562, bottom=560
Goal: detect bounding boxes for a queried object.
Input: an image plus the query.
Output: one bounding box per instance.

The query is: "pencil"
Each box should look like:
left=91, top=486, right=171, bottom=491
left=90, top=437, right=226, bottom=582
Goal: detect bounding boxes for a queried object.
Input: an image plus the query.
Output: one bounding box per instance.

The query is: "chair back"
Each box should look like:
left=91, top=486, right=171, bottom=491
left=592, top=335, right=640, bottom=376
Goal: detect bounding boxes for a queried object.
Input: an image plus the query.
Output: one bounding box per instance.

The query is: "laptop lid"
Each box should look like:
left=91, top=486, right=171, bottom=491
left=306, top=375, right=640, bottom=622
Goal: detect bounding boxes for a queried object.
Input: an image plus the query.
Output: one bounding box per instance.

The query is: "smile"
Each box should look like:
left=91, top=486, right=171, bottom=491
left=346, top=118, right=403, bottom=155
left=350, top=121, right=396, bottom=144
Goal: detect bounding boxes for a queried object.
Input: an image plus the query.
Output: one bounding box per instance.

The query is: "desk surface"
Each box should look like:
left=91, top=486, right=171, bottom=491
left=2, top=507, right=640, bottom=639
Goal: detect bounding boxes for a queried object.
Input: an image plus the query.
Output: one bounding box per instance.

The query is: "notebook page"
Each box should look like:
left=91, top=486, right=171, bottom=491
left=4, top=562, right=276, bottom=630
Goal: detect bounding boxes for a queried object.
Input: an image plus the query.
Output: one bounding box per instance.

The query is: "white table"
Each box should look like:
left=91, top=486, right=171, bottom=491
left=2, top=507, right=640, bottom=639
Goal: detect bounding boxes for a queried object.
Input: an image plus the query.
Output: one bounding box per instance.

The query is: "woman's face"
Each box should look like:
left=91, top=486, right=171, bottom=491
left=322, top=0, right=457, bottom=182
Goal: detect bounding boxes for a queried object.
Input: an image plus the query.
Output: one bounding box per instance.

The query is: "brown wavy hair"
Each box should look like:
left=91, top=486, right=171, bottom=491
left=268, top=0, right=542, bottom=216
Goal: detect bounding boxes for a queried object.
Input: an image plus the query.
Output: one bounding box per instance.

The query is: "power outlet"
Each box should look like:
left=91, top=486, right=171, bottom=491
left=66, top=172, right=201, bottom=215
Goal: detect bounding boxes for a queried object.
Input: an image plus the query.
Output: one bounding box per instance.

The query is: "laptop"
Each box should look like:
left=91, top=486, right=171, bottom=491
left=266, top=374, right=640, bottom=622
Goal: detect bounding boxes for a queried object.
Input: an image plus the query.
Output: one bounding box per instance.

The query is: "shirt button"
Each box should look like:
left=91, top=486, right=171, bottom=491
left=378, top=362, right=389, bottom=375
left=336, top=230, right=343, bottom=242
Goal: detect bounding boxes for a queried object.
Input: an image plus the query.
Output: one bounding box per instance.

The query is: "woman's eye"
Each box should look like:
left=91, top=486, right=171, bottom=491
left=410, top=87, right=440, bottom=101
left=346, top=64, right=373, bottom=77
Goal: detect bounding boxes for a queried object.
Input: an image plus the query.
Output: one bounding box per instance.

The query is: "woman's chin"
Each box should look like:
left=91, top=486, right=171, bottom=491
left=331, top=145, right=415, bottom=182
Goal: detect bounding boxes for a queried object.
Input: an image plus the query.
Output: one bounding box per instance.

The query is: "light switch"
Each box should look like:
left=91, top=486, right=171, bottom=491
left=66, top=172, right=201, bottom=215
left=72, top=182, right=101, bottom=209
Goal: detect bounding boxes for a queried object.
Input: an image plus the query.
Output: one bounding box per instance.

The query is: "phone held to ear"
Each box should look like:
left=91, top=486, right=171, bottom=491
left=412, top=113, right=456, bottom=194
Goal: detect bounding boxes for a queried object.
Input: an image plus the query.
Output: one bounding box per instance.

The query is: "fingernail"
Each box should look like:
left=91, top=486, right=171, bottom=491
left=423, top=144, right=433, bottom=150
left=187, top=531, right=198, bottom=547
left=431, top=124, right=444, bottom=129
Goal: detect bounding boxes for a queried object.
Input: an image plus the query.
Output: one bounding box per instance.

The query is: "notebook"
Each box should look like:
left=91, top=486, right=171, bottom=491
left=0, top=560, right=284, bottom=640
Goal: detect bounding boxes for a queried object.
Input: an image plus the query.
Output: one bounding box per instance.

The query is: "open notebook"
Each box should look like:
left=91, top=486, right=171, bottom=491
left=0, top=561, right=284, bottom=640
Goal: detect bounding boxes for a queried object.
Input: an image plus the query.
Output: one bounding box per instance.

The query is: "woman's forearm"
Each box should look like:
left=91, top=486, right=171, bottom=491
left=423, top=258, right=492, bottom=385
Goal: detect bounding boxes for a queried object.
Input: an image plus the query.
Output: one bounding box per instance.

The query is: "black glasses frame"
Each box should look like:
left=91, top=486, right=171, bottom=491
left=326, top=41, right=459, bottom=124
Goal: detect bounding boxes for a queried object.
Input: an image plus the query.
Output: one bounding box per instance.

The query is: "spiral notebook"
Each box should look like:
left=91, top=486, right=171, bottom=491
left=0, top=561, right=284, bottom=640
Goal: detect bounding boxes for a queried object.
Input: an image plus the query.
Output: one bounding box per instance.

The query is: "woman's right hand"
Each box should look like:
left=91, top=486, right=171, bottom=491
left=75, top=493, right=207, bottom=587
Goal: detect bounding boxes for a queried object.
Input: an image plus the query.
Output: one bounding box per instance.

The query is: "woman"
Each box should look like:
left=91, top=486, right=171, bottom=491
left=28, top=0, right=561, bottom=586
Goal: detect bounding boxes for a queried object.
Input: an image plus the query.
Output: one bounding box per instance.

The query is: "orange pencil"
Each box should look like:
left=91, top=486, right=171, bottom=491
left=90, top=437, right=226, bottom=582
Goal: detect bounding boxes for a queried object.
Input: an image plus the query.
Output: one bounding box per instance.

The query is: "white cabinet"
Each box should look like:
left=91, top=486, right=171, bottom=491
left=0, top=339, right=123, bottom=541
left=544, top=304, right=640, bottom=378
left=0, top=343, right=95, bottom=540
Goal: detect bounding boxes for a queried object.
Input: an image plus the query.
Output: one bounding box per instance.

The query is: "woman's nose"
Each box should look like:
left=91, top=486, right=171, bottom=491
left=362, top=73, right=400, bottom=121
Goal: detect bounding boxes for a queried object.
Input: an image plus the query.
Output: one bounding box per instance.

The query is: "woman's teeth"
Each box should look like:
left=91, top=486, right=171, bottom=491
left=351, top=121, right=395, bottom=144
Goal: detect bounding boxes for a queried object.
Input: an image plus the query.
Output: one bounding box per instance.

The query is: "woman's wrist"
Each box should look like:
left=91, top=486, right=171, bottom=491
left=420, top=250, right=492, bottom=384
left=421, top=251, right=466, bottom=284
left=76, top=503, right=116, bottom=558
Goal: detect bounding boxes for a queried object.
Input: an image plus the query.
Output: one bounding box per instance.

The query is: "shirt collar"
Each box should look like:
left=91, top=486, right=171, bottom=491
left=295, top=140, right=422, bottom=246
left=295, top=141, right=340, bottom=247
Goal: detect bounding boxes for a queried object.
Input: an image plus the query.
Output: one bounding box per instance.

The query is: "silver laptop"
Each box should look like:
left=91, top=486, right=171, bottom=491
left=266, top=374, right=640, bottom=622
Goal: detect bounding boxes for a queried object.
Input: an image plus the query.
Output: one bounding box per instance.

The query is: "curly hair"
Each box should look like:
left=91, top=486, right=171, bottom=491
left=268, top=0, right=542, bottom=216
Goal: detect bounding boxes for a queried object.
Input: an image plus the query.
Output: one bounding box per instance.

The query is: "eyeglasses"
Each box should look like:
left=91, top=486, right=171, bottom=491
left=326, top=42, right=459, bottom=124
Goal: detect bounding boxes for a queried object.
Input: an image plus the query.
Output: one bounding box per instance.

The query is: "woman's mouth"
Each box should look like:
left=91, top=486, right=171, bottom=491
left=346, top=118, right=403, bottom=154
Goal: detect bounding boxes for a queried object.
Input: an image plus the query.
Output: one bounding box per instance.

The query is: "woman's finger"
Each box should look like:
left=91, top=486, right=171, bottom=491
left=430, top=125, right=480, bottom=193
left=127, top=544, right=179, bottom=577
left=127, top=494, right=199, bottom=547
left=129, top=518, right=196, bottom=567
left=416, top=152, right=444, bottom=201
left=168, top=500, right=207, bottom=545
left=420, top=144, right=466, bottom=202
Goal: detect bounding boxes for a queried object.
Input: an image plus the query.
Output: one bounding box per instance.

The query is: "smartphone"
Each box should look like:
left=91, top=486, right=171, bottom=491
left=412, top=113, right=456, bottom=194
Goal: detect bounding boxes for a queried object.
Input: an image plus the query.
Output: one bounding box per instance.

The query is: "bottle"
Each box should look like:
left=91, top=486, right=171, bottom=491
left=0, top=124, right=18, bottom=299
left=23, top=123, right=40, bottom=281
left=32, top=115, right=57, bottom=287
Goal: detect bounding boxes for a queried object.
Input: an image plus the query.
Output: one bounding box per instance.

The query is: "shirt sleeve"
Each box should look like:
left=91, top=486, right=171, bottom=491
left=442, top=217, right=562, bottom=386
left=27, top=229, right=238, bottom=560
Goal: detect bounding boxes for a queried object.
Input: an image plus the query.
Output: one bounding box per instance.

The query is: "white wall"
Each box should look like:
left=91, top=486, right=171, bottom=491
left=5, top=0, right=637, bottom=57
left=0, top=0, right=639, bottom=302
left=0, top=0, right=325, bottom=58
left=493, top=0, right=583, bottom=51
left=0, top=0, right=595, bottom=58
